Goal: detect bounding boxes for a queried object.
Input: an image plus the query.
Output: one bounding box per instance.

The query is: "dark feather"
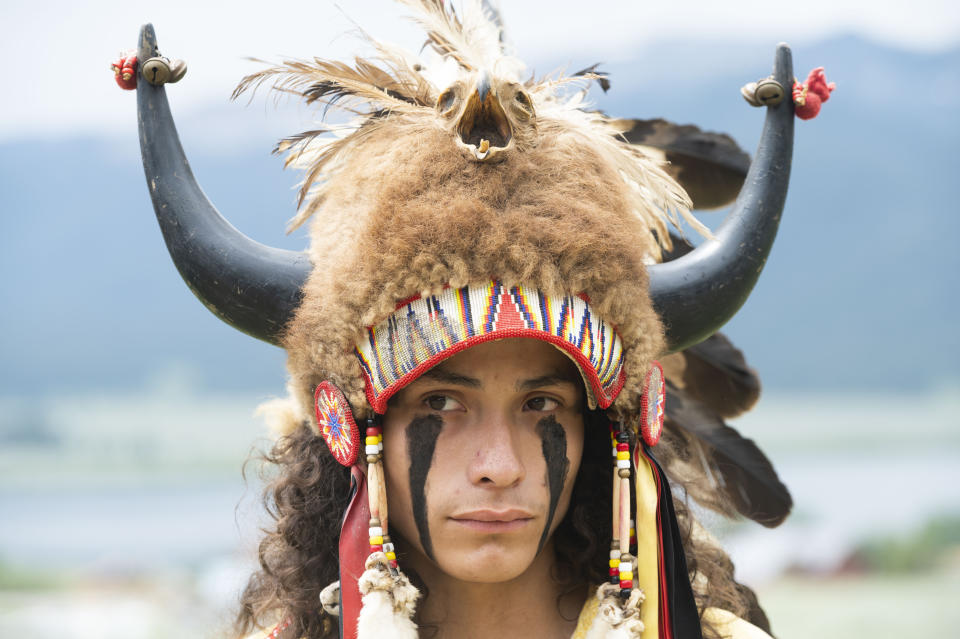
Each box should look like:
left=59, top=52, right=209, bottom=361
left=681, top=333, right=761, bottom=419
left=664, top=381, right=792, bottom=527
left=573, top=63, right=611, bottom=92
left=620, top=118, right=749, bottom=209
left=660, top=228, right=694, bottom=262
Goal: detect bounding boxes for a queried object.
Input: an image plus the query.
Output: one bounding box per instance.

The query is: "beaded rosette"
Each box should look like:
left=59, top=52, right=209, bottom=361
left=315, top=381, right=361, bottom=466
left=640, top=361, right=665, bottom=447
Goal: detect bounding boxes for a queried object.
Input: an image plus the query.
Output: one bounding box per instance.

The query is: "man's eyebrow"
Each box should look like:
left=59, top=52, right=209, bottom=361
left=516, top=371, right=581, bottom=392
left=419, top=367, right=483, bottom=388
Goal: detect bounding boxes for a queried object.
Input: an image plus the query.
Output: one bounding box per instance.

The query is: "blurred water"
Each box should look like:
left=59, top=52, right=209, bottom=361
left=0, top=478, right=262, bottom=570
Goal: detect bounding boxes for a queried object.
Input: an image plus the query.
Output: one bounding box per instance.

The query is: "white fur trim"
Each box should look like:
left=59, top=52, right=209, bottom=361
left=255, top=394, right=304, bottom=438
left=356, top=554, right=420, bottom=639
left=583, top=583, right=646, bottom=639
left=319, top=580, right=341, bottom=617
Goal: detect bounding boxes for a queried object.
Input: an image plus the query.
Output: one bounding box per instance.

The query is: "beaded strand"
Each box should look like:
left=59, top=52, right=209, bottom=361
left=609, top=542, right=621, bottom=585
left=610, top=424, right=621, bottom=585
left=616, top=428, right=633, bottom=598
left=365, top=419, right=398, bottom=571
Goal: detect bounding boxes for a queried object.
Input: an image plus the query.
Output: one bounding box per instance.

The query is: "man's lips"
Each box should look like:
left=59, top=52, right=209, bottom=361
left=449, top=509, right=534, bottom=533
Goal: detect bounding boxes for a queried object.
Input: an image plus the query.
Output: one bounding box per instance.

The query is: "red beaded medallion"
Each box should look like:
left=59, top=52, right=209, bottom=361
left=315, top=381, right=360, bottom=466
left=640, top=361, right=665, bottom=447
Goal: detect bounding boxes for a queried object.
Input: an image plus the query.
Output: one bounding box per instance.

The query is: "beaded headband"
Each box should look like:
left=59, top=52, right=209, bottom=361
left=355, top=281, right=627, bottom=414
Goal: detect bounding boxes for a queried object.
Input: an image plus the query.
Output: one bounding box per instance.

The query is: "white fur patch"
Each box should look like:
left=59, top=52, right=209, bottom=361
left=584, top=584, right=646, bottom=639
left=356, top=555, right=420, bottom=639
left=254, top=393, right=304, bottom=438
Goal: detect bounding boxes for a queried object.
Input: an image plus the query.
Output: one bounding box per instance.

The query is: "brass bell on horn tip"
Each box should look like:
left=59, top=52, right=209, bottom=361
left=141, top=56, right=188, bottom=86
left=740, top=77, right=785, bottom=107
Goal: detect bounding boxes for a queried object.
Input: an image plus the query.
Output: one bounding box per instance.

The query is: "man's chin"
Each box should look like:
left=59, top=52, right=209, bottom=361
left=432, top=537, right=541, bottom=584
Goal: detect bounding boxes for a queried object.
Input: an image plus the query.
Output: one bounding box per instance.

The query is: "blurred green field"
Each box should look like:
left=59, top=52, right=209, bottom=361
left=760, top=566, right=960, bottom=639
left=2, top=564, right=958, bottom=638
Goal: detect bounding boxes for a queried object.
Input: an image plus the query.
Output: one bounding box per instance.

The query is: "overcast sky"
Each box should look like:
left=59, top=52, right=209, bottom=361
left=1, top=0, right=958, bottom=143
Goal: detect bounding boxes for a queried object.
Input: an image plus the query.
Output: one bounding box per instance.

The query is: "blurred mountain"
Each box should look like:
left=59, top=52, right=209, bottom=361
left=1, top=34, right=957, bottom=395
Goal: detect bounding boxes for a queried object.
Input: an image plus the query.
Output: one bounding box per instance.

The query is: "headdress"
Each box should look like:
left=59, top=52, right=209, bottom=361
left=128, top=2, right=796, bottom=637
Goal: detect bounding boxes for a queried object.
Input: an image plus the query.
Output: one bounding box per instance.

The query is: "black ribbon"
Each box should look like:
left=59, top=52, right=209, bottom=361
left=644, top=443, right=704, bottom=639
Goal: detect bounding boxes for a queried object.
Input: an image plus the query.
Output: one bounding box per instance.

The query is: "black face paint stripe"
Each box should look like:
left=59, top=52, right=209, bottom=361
left=407, top=414, right=443, bottom=561
left=536, top=415, right=570, bottom=553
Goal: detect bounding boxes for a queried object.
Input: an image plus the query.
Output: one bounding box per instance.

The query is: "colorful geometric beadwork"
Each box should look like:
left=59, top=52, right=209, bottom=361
left=355, top=281, right=626, bottom=413
left=315, top=381, right=360, bottom=466
left=640, top=361, right=665, bottom=447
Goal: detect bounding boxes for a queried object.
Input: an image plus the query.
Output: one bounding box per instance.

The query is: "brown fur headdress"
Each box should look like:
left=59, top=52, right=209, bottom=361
left=234, top=0, right=702, bottom=425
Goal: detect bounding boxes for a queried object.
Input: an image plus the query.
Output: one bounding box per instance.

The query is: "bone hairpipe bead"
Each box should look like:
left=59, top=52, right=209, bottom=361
left=619, top=475, right=631, bottom=555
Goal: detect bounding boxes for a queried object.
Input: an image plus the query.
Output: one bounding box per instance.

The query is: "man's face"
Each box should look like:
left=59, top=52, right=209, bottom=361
left=382, top=338, right=586, bottom=583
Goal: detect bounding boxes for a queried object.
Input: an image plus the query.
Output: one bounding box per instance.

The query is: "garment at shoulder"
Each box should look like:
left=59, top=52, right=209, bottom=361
left=572, top=595, right=774, bottom=639
left=701, top=607, right=773, bottom=639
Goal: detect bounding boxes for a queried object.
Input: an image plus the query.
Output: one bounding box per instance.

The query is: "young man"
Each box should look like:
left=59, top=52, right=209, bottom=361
left=128, top=2, right=797, bottom=637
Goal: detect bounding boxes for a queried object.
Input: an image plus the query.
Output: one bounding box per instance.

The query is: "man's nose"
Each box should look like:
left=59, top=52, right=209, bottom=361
left=466, top=412, right=526, bottom=487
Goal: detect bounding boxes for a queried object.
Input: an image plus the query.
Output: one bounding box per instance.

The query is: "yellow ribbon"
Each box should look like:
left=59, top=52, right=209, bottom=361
left=634, top=449, right=660, bottom=638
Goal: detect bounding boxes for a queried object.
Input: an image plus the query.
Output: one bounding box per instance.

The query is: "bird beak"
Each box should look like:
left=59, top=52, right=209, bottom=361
left=456, top=70, right=513, bottom=161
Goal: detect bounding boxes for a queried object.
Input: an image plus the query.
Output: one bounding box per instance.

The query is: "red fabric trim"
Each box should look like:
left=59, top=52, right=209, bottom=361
left=340, top=466, right=370, bottom=639
left=636, top=445, right=672, bottom=639
left=362, top=328, right=626, bottom=414
left=390, top=284, right=454, bottom=312
left=393, top=293, right=423, bottom=310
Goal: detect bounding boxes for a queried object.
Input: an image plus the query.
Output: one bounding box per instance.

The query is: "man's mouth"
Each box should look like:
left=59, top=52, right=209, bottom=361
left=449, top=509, right=534, bottom=533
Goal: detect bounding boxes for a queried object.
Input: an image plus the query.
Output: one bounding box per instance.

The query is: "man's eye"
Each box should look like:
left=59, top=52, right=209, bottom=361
left=525, top=396, right=559, bottom=411
left=426, top=395, right=462, bottom=411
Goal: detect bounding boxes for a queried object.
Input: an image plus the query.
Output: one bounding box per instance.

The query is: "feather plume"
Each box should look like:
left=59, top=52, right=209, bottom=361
left=396, top=0, right=508, bottom=72
left=233, top=57, right=426, bottom=115
left=233, top=0, right=709, bottom=254
left=234, top=2, right=707, bottom=256
left=661, top=381, right=792, bottom=527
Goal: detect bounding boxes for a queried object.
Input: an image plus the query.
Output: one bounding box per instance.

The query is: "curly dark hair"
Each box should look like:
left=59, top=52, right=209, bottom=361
left=234, top=410, right=769, bottom=639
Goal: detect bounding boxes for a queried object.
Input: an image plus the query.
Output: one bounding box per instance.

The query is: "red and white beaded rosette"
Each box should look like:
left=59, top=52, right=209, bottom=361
left=315, top=381, right=360, bottom=466
left=640, top=361, right=665, bottom=447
